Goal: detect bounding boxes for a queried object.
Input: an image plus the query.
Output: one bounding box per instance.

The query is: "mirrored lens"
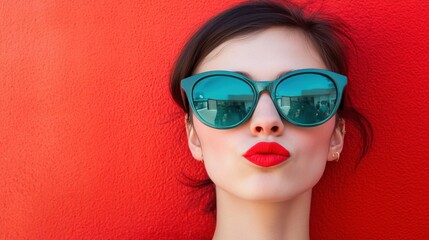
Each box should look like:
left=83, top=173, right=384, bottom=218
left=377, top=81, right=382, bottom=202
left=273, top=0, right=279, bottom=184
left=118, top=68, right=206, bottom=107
left=275, top=74, right=338, bottom=124
left=192, top=76, right=254, bottom=127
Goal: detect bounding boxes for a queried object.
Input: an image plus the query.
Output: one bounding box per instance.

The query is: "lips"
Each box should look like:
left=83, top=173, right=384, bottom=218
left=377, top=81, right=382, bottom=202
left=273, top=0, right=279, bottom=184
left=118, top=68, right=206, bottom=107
left=243, top=142, right=290, bottom=167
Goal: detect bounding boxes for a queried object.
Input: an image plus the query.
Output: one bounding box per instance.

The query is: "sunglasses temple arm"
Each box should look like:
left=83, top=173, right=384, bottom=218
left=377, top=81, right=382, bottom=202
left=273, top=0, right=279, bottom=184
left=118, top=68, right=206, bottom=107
left=180, top=89, right=190, bottom=113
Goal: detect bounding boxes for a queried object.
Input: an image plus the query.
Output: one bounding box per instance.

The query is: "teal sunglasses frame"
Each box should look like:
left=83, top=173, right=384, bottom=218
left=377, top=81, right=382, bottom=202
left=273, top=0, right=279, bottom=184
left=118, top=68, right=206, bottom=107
left=181, top=68, right=347, bottom=129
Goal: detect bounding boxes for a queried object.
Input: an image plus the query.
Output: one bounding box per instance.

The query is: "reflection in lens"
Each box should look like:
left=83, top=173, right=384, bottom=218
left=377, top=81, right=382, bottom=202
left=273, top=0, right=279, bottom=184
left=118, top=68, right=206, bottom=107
left=192, top=76, right=254, bottom=127
left=275, top=74, right=337, bottom=124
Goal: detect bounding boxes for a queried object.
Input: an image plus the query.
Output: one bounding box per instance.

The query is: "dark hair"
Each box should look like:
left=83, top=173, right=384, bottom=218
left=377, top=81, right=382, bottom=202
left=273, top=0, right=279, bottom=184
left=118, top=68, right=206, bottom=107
left=170, top=0, right=373, bottom=214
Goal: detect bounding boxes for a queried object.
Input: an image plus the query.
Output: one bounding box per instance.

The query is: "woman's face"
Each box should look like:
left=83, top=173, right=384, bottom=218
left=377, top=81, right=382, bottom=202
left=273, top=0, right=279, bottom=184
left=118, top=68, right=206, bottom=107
left=187, top=27, right=345, bottom=201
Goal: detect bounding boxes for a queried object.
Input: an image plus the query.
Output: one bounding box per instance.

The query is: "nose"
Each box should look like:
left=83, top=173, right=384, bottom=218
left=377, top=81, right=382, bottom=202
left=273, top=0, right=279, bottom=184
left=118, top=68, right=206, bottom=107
left=249, top=93, right=284, bottom=136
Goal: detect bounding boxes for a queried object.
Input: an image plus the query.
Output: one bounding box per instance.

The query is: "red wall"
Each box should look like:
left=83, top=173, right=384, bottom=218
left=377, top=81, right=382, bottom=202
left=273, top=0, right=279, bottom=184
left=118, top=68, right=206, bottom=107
left=1, top=0, right=428, bottom=239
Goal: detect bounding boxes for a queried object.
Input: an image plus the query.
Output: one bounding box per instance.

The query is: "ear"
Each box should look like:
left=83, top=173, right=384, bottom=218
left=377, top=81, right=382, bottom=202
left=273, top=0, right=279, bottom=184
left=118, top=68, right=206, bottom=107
left=185, top=114, right=203, bottom=161
left=327, top=118, right=346, bottom=162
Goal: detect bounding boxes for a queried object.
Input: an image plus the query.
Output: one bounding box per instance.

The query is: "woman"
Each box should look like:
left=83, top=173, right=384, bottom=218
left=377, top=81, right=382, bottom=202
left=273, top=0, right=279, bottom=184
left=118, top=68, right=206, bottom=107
left=170, top=1, right=372, bottom=239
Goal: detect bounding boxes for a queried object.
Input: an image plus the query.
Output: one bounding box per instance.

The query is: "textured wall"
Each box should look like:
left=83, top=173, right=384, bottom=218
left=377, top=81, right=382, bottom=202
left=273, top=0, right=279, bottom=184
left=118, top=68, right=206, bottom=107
left=1, top=0, right=428, bottom=239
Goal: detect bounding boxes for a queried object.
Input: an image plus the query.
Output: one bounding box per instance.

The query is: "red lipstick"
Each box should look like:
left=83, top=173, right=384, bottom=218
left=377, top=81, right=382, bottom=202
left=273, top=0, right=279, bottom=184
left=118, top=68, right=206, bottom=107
left=243, top=142, right=290, bottom=167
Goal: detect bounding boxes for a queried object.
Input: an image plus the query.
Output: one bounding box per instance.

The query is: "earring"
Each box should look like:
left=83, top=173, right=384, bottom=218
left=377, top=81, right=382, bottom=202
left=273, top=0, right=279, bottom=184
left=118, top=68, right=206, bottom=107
left=333, top=152, right=340, bottom=162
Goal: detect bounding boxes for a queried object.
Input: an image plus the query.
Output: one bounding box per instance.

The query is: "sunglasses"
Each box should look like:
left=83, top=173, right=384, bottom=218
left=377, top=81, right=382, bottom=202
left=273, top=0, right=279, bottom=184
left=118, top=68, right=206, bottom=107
left=181, top=68, right=347, bottom=129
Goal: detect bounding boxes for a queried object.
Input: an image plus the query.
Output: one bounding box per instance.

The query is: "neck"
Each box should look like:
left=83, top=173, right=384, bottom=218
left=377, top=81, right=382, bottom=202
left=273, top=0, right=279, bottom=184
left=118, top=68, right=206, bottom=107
left=213, top=188, right=312, bottom=240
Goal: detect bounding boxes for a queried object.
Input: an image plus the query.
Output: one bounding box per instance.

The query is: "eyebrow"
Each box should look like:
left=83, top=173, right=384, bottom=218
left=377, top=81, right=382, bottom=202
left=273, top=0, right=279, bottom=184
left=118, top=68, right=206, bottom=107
left=233, top=70, right=295, bottom=80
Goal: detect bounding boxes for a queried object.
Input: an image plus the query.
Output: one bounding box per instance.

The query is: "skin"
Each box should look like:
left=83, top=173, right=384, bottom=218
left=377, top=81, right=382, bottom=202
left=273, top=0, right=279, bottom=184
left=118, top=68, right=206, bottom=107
left=186, top=27, right=345, bottom=240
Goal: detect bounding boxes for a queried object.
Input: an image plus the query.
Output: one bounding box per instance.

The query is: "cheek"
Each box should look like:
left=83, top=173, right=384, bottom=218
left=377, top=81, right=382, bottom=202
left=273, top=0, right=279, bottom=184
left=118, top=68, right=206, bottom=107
left=191, top=117, right=246, bottom=184
left=278, top=121, right=336, bottom=192
left=192, top=116, right=235, bottom=162
left=286, top=119, right=335, bottom=171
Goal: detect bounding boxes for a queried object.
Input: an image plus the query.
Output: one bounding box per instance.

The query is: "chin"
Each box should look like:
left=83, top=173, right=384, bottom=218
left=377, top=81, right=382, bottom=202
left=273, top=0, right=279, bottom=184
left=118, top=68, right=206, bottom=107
left=231, top=184, right=314, bottom=203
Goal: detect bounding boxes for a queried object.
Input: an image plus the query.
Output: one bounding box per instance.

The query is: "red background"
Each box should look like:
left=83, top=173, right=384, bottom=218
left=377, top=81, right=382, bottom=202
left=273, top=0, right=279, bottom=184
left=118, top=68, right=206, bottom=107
left=1, top=0, right=428, bottom=239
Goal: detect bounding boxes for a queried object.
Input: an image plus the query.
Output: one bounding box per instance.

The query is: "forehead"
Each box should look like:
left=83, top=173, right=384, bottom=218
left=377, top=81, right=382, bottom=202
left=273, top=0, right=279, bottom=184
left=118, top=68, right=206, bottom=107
left=195, top=27, right=326, bottom=80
